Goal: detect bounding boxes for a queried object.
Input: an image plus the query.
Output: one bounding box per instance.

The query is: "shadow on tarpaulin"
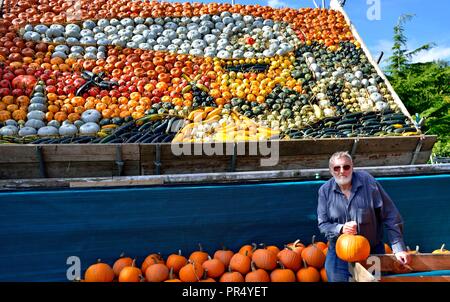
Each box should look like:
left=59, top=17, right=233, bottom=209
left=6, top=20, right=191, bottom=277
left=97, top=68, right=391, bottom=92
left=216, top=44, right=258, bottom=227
left=0, top=174, right=449, bottom=281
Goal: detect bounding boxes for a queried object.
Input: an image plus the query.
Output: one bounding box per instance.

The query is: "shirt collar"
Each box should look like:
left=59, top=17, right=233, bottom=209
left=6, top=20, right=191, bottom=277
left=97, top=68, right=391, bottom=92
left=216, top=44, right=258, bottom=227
left=332, top=171, right=363, bottom=193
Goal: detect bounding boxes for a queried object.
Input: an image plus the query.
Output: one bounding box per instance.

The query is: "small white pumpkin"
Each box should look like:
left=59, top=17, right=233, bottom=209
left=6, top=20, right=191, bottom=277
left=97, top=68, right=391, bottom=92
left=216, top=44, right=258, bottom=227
left=37, top=126, right=59, bottom=137
left=0, top=125, right=19, bottom=136
left=79, top=122, right=100, bottom=135
left=59, top=124, right=78, bottom=136
left=81, top=109, right=102, bottom=123
left=18, top=127, right=37, bottom=137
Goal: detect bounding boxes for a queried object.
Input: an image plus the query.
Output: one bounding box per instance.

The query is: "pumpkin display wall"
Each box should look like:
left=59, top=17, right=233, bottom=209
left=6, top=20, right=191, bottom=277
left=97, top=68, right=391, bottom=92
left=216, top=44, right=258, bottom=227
left=0, top=1, right=419, bottom=144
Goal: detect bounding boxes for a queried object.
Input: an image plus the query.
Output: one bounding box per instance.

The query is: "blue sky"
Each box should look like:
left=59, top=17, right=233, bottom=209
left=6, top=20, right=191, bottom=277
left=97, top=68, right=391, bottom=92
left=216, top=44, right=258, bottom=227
left=165, top=0, right=450, bottom=68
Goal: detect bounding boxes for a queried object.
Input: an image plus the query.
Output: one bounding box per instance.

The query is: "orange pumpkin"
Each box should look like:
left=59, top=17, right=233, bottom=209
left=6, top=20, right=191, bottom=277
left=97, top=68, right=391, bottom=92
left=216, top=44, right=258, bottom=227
left=141, top=253, right=164, bottom=274
left=238, top=243, right=257, bottom=258
left=229, top=252, right=251, bottom=275
left=118, top=260, right=142, bottom=282
left=219, top=270, right=244, bottom=282
left=252, top=248, right=277, bottom=271
left=213, top=247, right=234, bottom=267
left=112, top=253, right=134, bottom=278
left=166, top=250, right=187, bottom=274
left=266, top=245, right=281, bottom=256
left=277, top=247, right=302, bottom=272
left=0, top=110, right=12, bottom=122
left=202, top=257, right=225, bottom=279
left=301, top=237, right=326, bottom=269
left=320, top=267, right=328, bottom=282
left=189, top=243, right=209, bottom=265
left=270, top=266, right=296, bottom=282
left=179, top=261, right=204, bottom=282
left=245, top=261, right=270, bottom=282
left=296, top=261, right=321, bottom=282
left=335, top=234, right=371, bottom=262
left=286, top=239, right=305, bottom=255
left=145, top=263, right=169, bottom=282
left=12, top=109, right=26, bottom=121
left=84, top=260, right=115, bottom=282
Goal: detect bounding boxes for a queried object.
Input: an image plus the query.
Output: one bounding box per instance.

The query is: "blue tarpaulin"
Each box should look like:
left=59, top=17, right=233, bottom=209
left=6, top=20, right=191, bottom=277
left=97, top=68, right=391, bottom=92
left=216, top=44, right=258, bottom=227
left=0, top=174, right=449, bottom=281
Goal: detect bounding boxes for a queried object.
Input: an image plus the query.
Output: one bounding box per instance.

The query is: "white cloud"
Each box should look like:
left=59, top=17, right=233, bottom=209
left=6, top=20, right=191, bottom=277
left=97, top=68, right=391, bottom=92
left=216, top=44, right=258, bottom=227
left=411, top=46, right=450, bottom=63
left=267, top=0, right=288, bottom=8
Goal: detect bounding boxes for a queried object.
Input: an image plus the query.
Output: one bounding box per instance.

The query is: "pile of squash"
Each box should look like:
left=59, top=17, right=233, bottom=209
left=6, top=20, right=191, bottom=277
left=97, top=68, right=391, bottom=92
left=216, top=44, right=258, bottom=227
left=82, top=237, right=330, bottom=282
left=0, top=1, right=421, bottom=144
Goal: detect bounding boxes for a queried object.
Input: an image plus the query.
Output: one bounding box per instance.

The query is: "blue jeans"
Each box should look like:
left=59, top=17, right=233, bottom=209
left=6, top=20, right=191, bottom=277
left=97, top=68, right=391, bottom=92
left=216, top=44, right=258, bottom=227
left=325, top=241, right=385, bottom=282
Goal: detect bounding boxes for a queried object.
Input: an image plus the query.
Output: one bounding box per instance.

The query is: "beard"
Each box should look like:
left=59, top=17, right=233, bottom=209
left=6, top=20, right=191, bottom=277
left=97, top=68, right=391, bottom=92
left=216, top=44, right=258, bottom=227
left=334, top=173, right=352, bottom=186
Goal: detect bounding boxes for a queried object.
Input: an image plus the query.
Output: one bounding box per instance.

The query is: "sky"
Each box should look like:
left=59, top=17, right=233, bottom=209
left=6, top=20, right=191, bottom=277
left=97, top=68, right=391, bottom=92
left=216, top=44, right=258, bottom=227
left=163, top=0, right=450, bottom=68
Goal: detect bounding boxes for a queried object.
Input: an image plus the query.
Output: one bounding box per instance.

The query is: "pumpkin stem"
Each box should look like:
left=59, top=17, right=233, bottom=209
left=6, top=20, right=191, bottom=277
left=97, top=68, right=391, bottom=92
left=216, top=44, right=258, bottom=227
left=259, top=243, right=266, bottom=249
left=96, top=258, right=102, bottom=263
left=178, top=249, right=182, bottom=256
left=302, top=259, right=308, bottom=268
left=415, top=245, right=420, bottom=253
left=441, top=244, right=446, bottom=252
left=278, top=261, right=285, bottom=270
left=139, top=275, right=146, bottom=282
left=207, top=255, right=212, bottom=260
left=192, top=261, right=200, bottom=282
left=168, top=267, right=174, bottom=280
left=198, top=243, right=203, bottom=252
left=228, top=265, right=232, bottom=273
left=119, top=252, right=125, bottom=258
left=244, top=250, right=249, bottom=257
left=131, top=259, right=136, bottom=268
left=251, top=243, right=257, bottom=252
left=311, top=235, right=316, bottom=245
left=406, top=245, right=411, bottom=252
left=250, top=261, right=256, bottom=272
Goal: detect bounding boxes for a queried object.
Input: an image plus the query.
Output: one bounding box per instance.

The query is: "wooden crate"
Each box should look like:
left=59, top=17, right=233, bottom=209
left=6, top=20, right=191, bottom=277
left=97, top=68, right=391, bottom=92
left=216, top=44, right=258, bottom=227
left=354, top=254, right=450, bottom=282
left=0, top=135, right=437, bottom=179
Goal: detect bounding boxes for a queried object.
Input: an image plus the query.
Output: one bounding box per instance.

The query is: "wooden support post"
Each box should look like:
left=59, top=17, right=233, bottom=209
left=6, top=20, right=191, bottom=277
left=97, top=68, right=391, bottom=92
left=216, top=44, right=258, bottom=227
left=229, top=143, right=237, bottom=172
left=115, top=145, right=124, bottom=176
left=154, top=144, right=161, bottom=175
left=410, top=135, right=425, bottom=165
left=35, top=146, right=47, bottom=178
left=350, top=138, right=359, bottom=159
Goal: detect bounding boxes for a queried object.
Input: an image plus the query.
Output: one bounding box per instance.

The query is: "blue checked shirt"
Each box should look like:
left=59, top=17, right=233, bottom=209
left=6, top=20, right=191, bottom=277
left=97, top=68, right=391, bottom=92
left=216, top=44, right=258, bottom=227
left=317, top=170, right=407, bottom=254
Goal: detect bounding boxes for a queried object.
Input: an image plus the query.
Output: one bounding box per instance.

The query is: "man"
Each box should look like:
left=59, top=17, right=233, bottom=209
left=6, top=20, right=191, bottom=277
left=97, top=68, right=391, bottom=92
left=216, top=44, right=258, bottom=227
left=317, top=151, right=411, bottom=282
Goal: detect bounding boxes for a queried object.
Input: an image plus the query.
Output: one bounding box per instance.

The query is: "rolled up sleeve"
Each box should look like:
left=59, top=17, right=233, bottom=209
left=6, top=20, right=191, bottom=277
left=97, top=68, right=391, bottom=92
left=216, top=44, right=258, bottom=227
left=373, top=181, right=407, bottom=253
left=317, top=187, right=344, bottom=240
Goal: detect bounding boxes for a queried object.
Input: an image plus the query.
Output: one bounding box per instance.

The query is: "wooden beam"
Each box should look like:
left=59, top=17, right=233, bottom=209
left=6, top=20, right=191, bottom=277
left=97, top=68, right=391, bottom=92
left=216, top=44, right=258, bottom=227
left=1, top=164, right=449, bottom=190
left=381, top=275, right=450, bottom=282
left=359, top=254, right=450, bottom=273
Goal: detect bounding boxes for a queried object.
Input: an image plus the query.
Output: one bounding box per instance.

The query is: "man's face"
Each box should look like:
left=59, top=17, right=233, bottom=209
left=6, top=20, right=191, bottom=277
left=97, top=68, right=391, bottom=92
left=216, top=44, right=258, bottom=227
left=330, top=156, right=353, bottom=186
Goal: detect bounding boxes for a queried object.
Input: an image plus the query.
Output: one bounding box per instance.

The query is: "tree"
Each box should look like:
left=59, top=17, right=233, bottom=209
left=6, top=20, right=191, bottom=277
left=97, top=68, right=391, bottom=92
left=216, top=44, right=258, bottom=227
left=385, top=15, right=450, bottom=158
left=386, top=14, right=435, bottom=76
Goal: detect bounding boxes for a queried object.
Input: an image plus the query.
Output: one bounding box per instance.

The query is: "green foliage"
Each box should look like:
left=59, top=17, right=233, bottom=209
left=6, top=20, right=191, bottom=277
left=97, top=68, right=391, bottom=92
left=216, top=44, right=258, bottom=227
left=385, top=15, right=449, bottom=157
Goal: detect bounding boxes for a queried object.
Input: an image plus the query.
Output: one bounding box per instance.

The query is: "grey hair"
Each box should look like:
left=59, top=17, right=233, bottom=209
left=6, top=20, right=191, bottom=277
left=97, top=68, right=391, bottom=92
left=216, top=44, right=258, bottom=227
left=329, top=151, right=353, bottom=167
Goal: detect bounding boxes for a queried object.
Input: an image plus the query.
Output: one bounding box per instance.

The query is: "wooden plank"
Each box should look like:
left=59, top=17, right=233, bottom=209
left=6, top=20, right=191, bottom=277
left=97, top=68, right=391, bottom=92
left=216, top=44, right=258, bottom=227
left=359, top=254, right=450, bottom=273
left=0, top=144, right=141, bottom=163
left=1, top=164, right=449, bottom=190
left=0, top=145, right=39, bottom=163
left=380, top=275, right=450, bottom=282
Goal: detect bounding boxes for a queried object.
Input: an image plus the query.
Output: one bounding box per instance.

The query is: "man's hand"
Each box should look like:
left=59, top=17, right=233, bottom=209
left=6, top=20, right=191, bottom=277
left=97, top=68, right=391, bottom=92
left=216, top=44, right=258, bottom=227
left=342, top=221, right=357, bottom=235
left=395, top=251, right=412, bottom=265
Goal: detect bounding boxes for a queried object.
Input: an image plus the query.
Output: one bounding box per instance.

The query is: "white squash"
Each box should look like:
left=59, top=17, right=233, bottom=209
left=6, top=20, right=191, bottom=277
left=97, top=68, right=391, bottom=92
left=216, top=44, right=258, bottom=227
left=79, top=122, right=100, bottom=135
left=81, top=109, right=101, bottom=123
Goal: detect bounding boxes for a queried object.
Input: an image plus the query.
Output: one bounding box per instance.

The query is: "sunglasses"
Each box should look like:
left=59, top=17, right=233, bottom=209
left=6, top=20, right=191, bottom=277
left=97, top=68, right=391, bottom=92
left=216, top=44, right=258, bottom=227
left=333, top=165, right=352, bottom=172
